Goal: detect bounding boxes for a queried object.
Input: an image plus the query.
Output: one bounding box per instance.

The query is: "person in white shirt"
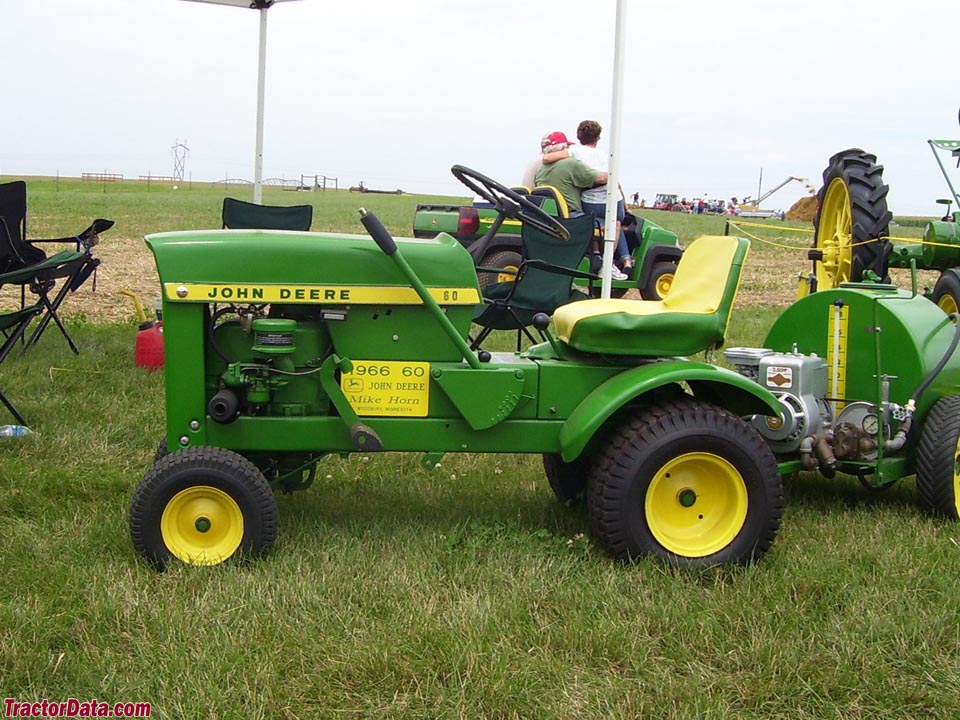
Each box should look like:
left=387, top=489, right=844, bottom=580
left=540, top=121, right=631, bottom=280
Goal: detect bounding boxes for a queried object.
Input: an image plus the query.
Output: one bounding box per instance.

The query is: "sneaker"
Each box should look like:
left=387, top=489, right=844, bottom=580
left=610, top=266, right=628, bottom=281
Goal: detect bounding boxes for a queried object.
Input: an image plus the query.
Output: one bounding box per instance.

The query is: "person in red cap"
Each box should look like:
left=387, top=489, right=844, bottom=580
left=533, top=131, right=607, bottom=216
left=520, top=132, right=557, bottom=189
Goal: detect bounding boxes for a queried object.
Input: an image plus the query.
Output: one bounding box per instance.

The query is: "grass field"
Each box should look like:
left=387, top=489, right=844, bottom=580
left=0, top=177, right=956, bottom=720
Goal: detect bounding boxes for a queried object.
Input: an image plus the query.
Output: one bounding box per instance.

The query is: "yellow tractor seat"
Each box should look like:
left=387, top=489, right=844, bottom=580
left=552, top=235, right=749, bottom=357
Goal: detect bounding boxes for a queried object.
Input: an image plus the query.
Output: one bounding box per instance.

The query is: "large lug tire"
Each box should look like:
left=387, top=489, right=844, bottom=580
left=478, top=249, right=522, bottom=288
left=931, top=270, right=960, bottom=320
left=130, top=446, right=278, bottom=569
left=639, top=261, right=677, bottom=300
left=916, top=395, right=960, bottom=520
left=812, top=148, right=893, bottom=288
left=542, top=453, right=590, bottom=507
left=587, top=399, right=783, bottom=566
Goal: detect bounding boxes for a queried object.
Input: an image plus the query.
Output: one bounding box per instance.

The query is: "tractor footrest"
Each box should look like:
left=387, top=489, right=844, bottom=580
left=350, top=423, right=384, bottom=451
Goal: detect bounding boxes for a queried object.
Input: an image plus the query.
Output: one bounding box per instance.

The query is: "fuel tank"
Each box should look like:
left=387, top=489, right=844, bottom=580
left=763, top=284, right=960, bottom=424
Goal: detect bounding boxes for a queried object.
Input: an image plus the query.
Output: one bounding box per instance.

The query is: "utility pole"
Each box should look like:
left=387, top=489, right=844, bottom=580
left=172, top=139, right=190, bottom=182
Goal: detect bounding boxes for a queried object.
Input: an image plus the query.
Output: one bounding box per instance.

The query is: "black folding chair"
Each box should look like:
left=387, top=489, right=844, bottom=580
left=0, top=265, right=44, bottom=423
left=221, top=197, right=313, bottom=230
left=0, top=181, right=111, bottom=354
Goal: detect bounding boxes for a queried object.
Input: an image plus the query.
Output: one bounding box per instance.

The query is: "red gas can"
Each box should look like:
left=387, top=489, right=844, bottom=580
left=135, top=321, right=165, bottom=369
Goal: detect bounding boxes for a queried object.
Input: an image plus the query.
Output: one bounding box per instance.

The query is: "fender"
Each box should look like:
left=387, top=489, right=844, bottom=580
left=558, top=359, right=782, bottom=462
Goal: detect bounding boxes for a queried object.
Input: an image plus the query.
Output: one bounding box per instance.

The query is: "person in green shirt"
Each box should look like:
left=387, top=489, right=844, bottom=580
left=533, top=131, right=608, bottom=215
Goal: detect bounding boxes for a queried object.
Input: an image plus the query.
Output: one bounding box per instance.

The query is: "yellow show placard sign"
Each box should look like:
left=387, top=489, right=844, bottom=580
left=341, top=361, right=430, bottom=417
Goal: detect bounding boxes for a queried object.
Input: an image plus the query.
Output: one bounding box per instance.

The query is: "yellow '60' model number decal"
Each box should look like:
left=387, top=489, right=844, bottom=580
left=341, top=361, right=430, bottom=417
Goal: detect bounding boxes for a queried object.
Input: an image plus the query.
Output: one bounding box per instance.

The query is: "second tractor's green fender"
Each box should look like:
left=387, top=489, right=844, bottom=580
left=558, top=360, right=782, bottom=462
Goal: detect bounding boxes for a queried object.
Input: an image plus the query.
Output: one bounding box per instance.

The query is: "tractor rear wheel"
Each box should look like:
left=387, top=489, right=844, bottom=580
left=812, top=149, right=893, bottom=288
left=931, top=270, right=960, bottom=320
left=478, top=249, right=522, bottom=288
left=916, top=395, right=960, bottom=520
left=587, top=399, right=783, bottom=566
left=640, top=261, right=677, bottom=300
left=543, top=453, right=590, bottom=506
left=130, top=446, right=278, bottom=569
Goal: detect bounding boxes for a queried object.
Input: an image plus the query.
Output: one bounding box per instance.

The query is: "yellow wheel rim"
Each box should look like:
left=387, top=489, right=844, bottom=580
left=645, top=452, right=748, bottom=558
left=953, top=436, right=960, bottom=517
left=161, top=486, right=244, bottom=565
left=655, top=272, right=675, bottom=299
left=497, top=264, right=519, bottom=284
left=816, top=178, right=854, bottom=288
left=938, top=293, right=959, bottom=320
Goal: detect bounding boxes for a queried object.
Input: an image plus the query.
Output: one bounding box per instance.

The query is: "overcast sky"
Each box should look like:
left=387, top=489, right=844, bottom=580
left=3, top=0, right=957, bottom=216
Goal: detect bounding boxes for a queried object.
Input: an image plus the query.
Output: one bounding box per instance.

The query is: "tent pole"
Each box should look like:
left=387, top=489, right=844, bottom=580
left=601, top=0, right=628, bottom=299
left=253, top=5, right=268, bottom=204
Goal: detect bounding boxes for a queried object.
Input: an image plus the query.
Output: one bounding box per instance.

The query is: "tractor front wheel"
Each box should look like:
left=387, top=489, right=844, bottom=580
left=812, top=149, right=892, bottom=288
left=130, top=446, right=278, bottom=569
left=587, top=399, right=783, bottom=566
left=916, top=395, right=960, bottom=519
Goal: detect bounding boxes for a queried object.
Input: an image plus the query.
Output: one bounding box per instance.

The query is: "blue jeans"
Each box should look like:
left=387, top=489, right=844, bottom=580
left=583, top=199, right=630, bottom=261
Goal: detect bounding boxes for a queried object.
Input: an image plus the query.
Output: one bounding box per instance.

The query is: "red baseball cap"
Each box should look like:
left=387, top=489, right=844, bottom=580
left=541, top=131, right=573, bottom=148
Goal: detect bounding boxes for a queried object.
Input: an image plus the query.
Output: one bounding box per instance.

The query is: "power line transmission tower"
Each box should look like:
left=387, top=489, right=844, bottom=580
left=172, top=139, right=190, bottom=181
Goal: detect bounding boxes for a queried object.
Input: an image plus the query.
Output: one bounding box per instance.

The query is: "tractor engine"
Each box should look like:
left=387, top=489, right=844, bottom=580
left=206, top=305, right=332, bottom=423
left=726, top=344, right=906, bottom=476
left=725, top=347, right=833, bottom=454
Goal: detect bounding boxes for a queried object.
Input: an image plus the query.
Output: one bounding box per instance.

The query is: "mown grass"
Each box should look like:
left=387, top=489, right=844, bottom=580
left=0, top=179, right=957, bottom=719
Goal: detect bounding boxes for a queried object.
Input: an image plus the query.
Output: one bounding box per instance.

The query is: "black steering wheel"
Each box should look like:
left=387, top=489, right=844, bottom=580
left=451, top=165, right=569, bottom=242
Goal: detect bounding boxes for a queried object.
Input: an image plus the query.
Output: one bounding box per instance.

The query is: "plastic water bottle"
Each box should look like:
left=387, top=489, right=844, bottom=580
left=0, top=425, right=33, bottom=437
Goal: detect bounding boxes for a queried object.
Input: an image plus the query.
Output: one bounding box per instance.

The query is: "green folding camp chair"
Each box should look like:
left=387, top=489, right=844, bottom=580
left=221, top=197, right=313, bottom=231
left=471, top=213, right=596, bottom=350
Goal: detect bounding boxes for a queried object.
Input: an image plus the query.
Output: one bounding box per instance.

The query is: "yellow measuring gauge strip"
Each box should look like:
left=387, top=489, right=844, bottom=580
left=164, top=283, right=480, bottom=305
left=827, top=303, right=849, bottom=413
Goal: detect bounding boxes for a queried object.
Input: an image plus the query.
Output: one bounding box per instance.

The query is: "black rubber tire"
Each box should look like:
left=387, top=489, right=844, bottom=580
left=542, top=453, right=590, bottom=506
left=154, top=436, right=170, bottom=465
left=587, top=399, right=783, bottom=566
left=478, top=249, right=522, bottom=289
left=931, top=270, right=960, bottom=319
left=640, top=261, right=677, bottom=301
left=812, top=148, right=893, bottom=287
left=916, top=395, right=960, bottom=520
left=130, top=446, right=278, bottom=569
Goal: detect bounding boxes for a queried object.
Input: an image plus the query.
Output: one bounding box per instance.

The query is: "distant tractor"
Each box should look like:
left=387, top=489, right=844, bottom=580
left=653, top=193, right=685, bottom=212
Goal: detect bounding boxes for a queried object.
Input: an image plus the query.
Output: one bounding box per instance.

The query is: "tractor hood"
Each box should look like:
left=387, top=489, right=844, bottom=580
left=146, top=229, right=481, bottom=306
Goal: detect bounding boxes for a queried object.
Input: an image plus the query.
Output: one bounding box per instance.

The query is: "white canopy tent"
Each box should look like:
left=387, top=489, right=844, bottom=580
left=179, top=0, right=301, bottom=205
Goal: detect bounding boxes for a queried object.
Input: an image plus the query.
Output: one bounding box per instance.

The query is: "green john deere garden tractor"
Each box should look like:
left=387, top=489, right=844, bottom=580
left=130, top=166, right=960, bottom=570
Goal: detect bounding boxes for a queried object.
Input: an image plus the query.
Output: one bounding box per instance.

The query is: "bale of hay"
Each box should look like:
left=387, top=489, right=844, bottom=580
left=787, top=195, right=819, bottom=223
